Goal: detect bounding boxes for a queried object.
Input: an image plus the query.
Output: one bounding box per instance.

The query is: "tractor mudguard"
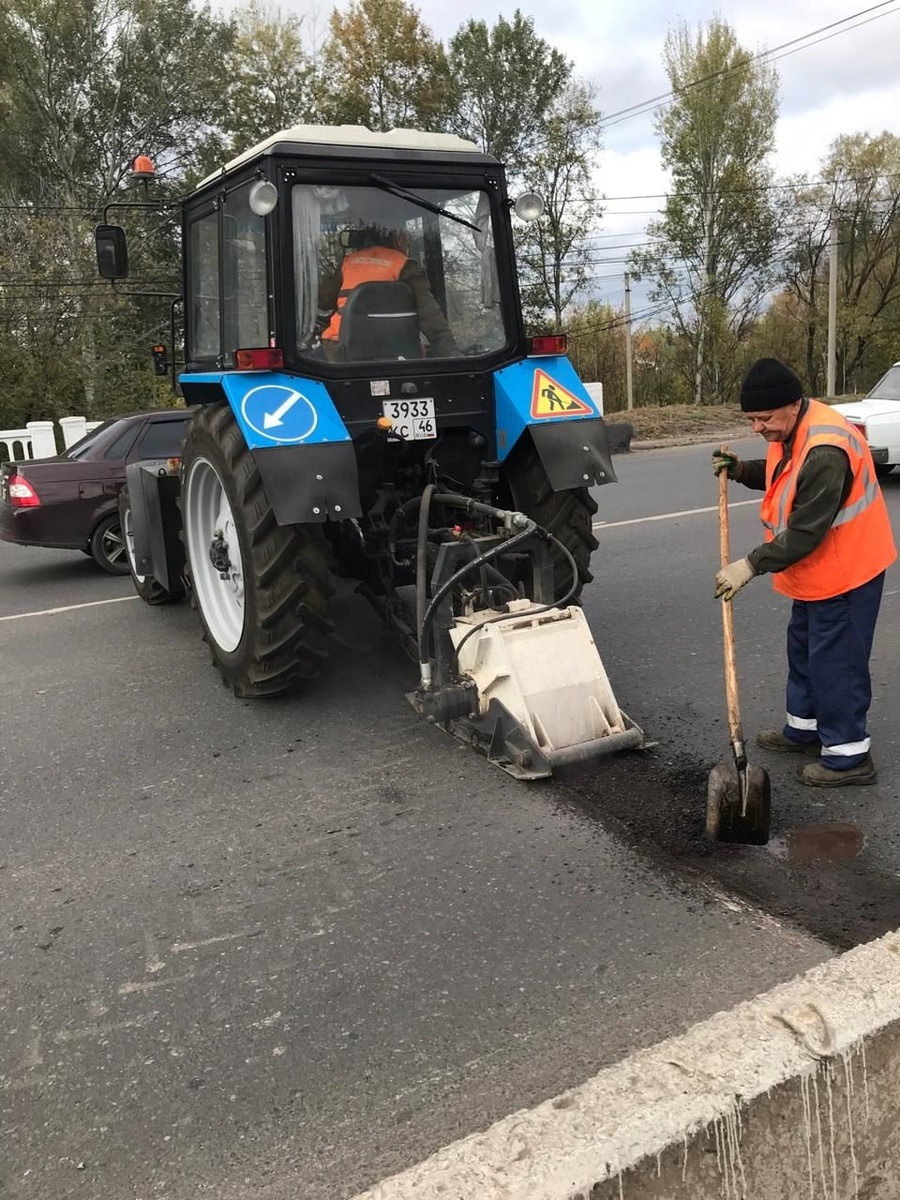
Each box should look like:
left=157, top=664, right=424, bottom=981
left=493, top=355, right=617, bottom=491
left=123, top=461, right=185, bottom=592
left=180, top=371, right=361, bottom=523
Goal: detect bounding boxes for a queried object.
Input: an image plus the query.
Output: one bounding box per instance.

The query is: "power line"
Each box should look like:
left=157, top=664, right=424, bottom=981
left=600, top=0, right=900, bottom=129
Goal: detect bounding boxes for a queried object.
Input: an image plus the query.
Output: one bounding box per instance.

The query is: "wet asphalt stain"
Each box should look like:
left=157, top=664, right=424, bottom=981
left=556, top=749, right=900, bottom=952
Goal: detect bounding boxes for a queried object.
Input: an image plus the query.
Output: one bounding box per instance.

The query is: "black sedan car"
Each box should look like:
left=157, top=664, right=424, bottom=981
left=0, top=409, right=188, bottom=574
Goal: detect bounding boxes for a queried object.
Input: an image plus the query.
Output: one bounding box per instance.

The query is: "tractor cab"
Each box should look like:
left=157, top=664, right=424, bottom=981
left=181, top=126, right=523, bottom=380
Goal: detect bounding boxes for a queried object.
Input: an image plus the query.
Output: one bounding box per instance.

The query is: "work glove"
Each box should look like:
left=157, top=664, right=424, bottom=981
left=712, top=447, right=741, bottom=479
left=714, top=558, right=756, bottom=601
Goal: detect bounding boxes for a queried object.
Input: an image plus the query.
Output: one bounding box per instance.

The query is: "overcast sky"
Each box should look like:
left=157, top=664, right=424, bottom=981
left=267, top=0, right=900, bottom=310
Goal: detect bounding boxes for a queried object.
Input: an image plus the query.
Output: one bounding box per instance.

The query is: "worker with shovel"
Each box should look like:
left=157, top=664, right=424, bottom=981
left=713, top=357, right=896, bottom=788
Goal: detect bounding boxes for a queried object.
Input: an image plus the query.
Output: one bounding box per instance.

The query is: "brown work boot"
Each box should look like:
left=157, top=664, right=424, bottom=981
left=756, top=729, right=820, bottom=755
left=799, top=755, right=877, bottom=788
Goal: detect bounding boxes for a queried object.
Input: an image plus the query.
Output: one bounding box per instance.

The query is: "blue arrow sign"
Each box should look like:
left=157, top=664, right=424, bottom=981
left=240, top=383, right=318, bottom=445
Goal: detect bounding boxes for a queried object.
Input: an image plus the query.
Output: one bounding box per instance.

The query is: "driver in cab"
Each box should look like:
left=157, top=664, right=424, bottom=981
left=316, top=225, right=459, bottom=358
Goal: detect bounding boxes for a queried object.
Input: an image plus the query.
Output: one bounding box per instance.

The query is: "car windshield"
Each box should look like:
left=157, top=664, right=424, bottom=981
left=868, top=365, right=900, bottom=401
left=291, top=182, right=507, bottom=364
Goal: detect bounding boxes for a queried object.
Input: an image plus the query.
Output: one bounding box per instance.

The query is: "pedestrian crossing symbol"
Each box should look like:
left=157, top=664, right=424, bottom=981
left=530, top=371, right=594, bottom=419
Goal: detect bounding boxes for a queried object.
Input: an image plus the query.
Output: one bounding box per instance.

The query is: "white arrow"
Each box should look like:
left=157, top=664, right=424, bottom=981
left=263, top=389, right=303, bottom=429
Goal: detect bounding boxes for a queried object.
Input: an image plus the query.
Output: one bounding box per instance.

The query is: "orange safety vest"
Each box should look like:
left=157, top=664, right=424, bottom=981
left=760, top=399, right=896, bottom=600
left=321, top=246, right=408, bottom=342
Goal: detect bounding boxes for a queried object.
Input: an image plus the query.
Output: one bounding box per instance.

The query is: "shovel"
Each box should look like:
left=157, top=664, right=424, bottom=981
left=706, top=465, right=772, bottom=845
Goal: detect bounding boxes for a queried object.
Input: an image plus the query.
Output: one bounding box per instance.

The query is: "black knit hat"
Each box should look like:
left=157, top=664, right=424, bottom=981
left=740, top=358, right=804, bottom=412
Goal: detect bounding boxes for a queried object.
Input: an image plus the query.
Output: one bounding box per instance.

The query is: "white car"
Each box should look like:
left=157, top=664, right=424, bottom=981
left=833, top=363, right=900, bottom=478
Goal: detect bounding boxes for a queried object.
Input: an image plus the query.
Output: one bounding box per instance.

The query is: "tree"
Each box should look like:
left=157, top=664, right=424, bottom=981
left=515, top=81, right=603, bottom=330
left=223, top=2, right=320, bottom=156
left=320, top=0, right=450, bottom=132
left=0, top=0, right=233, bottom=424
left=782, top=133, right=900, bottom=395
left=446, top=11, right=569, bottom=172
left=630, top=19, right=780, bottom=404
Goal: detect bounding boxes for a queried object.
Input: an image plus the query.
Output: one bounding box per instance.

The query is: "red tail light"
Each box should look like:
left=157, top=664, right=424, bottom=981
left=234, top=347, right=284, bottom=370
left=529, top=334, right=568, bottom=356
left=850, top=422, right=868, bottom=439
left=8, top=474, right=40, bottom=507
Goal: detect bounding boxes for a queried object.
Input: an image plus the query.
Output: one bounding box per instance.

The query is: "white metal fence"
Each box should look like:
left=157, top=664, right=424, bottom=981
left=0, top=416, right=103, bottom=463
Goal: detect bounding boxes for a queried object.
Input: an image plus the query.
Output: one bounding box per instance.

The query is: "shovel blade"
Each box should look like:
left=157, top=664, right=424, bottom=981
left=706, top=760, right=772, bottom=845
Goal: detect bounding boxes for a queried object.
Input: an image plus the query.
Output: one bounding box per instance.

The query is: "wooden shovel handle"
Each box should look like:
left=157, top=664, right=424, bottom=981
left=718, top=464, right=744, bottom=747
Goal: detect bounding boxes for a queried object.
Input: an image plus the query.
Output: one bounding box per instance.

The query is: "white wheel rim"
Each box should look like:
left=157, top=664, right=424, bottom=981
left=123, top=507, right=146, bottom=583
left=184, top=456, right=245, bottom=653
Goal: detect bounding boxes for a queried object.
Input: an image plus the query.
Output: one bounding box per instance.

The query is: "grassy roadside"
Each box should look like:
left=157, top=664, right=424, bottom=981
left=615, top=395, right=863, bottom=443
left=608, top=403, right=746, bottom=442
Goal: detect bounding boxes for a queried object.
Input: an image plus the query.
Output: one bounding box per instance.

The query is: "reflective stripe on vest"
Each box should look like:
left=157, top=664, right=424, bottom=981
left=759, top=399, right=896, bottom=600
left=764, top=422, right=880, bottom=536
left=322, top=246, right=408, bottom=342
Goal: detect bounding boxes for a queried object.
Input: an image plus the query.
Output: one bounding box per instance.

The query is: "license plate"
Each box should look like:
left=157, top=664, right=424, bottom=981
left=382, top=398, right=436, bottom=441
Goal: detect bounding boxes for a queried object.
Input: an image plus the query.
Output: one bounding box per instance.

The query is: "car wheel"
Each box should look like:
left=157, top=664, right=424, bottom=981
left=89, top=512, right=129, bottom=575
left=875, top=463, right=895, bottom=479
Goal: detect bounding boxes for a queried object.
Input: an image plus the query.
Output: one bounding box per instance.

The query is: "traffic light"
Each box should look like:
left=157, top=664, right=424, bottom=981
left=151, top=344, right=168, bottom=376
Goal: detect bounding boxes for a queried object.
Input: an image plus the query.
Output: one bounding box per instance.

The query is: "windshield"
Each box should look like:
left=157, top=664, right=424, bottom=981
left=867, top=365, right=900, bottom=401
left=291, top=182, right=507, bottom=364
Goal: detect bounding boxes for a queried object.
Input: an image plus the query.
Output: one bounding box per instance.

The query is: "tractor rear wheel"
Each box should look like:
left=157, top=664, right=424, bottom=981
left=180, top=402, right=333, bottom=697
left=503, top=435, right=598, bottom=603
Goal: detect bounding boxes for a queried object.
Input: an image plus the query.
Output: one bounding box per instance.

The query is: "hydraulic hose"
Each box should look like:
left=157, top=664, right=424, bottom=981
left=418, top=519, right=537, bottom=686
left=415, top=484, right=437, bottom=660
left=450, top=531, right=580, bottom=665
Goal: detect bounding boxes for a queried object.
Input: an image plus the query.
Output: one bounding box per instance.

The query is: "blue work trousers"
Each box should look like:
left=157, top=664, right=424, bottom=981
left=783, top=571, right=885, bottom=768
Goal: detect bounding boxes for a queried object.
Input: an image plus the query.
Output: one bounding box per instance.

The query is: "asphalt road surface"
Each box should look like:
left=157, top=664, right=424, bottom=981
left=3, top=437, right=899, bottom=1199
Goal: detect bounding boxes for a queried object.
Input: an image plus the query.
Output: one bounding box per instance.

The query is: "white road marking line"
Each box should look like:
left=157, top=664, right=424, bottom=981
left=0, top=594, right=139, bottom=622
left=592, top=498, right=758, bottom=531
left=171, top=929, right=262, bottom=954
left=118, top=972, right=194, bottom=995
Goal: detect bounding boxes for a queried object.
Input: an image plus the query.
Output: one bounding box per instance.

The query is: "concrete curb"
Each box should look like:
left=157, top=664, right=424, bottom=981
left=629, top=426, right=750, bottom=452
left=353, top=928, right=900, bottom=1199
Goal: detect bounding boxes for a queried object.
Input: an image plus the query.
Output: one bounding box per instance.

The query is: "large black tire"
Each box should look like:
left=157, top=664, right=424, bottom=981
left=120, top=489, right=183, bottom=605
left=876, top=463, right=895, bottom=479
left=180, top=403, right=333, bottom=697
left=89, top=511, right=129, bottom=575
left=502, top=435, right=598, bottom=603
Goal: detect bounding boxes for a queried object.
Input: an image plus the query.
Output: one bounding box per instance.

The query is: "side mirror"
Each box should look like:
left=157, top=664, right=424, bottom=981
left=95, top=224, right=129, bottom=279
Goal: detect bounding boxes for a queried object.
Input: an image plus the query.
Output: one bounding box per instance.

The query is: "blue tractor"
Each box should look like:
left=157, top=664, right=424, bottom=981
left=100, top=125, right=642, bottom=778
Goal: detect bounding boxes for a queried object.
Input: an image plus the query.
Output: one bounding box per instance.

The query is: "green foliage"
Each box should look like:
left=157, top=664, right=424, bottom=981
left=631, top=18, right=780, bottom=404
left=515, top=81, right=603, bottom=329
left=223, top=2, right=321, bottom=155
left=446, top=11, right=569, bottom=172
left=0, top=0, right=232, bottom=427
left=320, top=0, right=451, bottom=131
left=781, top=132, right=900, bottom=396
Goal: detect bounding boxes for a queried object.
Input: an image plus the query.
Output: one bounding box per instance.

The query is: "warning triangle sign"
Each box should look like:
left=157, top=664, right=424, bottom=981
left=530, top=370, right=595, bottom=419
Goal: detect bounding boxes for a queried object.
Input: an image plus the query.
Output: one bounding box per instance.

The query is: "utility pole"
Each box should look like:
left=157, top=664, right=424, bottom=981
left=827, top=215, right=838, bottom=398
left=624, top=272, right=634, bottom=411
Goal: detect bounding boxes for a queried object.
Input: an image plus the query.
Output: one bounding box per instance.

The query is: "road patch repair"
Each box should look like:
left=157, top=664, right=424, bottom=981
left=353, top=928, right=900, bottom=1199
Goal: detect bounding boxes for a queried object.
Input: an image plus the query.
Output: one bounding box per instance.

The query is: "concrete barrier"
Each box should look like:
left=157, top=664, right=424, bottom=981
left=353, top=929, right=900, bottom=1200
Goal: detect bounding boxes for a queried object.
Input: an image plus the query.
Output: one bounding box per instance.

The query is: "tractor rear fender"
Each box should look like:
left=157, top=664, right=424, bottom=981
left=123, top=461, right=185, bottom=592
left=180, top=371, right=361, bottom=524
left=493, top=356, right=617, bottom=491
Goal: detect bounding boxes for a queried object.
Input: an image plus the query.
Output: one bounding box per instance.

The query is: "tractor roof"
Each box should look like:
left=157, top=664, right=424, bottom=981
left=196, top=125, right=493, bottom=190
